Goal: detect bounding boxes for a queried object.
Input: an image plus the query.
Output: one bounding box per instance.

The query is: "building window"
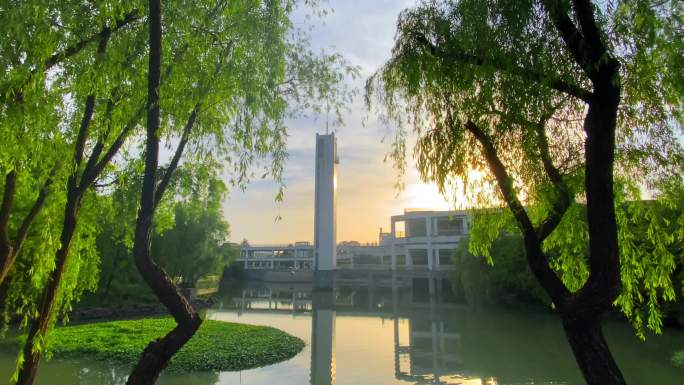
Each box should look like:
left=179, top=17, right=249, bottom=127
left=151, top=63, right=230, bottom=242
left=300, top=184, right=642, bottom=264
left=407, top=218, right=427, bottom=237
left=433, top=216, right=464, bottom=236
left=394, top=220, right=406, bottom=238
left=410, top=249, right=428, bottom=265
left=438, top=249, right=455, bottom=265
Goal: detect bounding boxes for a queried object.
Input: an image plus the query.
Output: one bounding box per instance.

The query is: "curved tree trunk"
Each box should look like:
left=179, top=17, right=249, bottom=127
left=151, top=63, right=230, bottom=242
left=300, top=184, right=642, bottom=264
left=125, top=1, right=202, bottom=383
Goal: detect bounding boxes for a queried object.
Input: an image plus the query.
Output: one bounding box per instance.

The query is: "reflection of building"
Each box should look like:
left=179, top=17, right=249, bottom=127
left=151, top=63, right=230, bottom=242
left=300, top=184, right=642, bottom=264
left=233, top=284, right=313, bottom=314
left=228, top=278, right=464, bottom=385
left=390, top=210, right=468, bottom=271
left=394, top=317, right=461, bottom=384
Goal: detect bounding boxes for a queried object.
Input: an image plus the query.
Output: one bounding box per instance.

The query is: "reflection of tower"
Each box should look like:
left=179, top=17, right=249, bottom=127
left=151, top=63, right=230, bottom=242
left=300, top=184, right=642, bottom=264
left=311, top=291, right=336, bottom=385
left=314, top=133, right=338, bottom=289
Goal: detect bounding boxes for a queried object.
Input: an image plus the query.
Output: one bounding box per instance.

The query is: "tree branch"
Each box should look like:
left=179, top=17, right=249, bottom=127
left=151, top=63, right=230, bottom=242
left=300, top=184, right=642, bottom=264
left=0, top=169, right=18, bottom=258
left=154, top=107, right=198, bottom=209
left=0, top=10, right=140, bottom=101
left=12, top=168, right=56, bottom=255
left=540, top=0, right=590, bottom=74
left=464, top=121, right=534, bottom=232
left=416, top=34, right=592, bottom=102
left=79, top=104, right=145, bottom=191
left=534, top=120, right=572, bottom=241
left=73, top=95, right=97, bottom=169
left=464, top=120, right=570, bottom=302
left=44, top=11, right=138, bottom=70
left=81, top=100, right=115, bottom=184
left=73, top=30, right=111, bottom=173
left=571, top=0, right=605, bottom=64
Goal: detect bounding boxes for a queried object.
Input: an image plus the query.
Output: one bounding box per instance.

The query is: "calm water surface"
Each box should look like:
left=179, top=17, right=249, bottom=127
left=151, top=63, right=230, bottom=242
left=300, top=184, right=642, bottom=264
left=1, top=280, right=683, bottom=385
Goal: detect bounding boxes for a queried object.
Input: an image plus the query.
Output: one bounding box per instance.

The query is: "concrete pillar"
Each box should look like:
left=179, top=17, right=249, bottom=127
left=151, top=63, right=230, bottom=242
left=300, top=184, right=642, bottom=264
left=429, top=276, right=436, bottom=296
left=391, top=219, right=397, bottom=270
left=426, top=216, right=433, bottom=271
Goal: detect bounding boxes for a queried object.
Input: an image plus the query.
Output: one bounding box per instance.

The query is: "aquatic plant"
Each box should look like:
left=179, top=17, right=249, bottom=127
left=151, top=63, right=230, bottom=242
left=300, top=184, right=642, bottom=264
left=2, top=318, right=304, bottom=373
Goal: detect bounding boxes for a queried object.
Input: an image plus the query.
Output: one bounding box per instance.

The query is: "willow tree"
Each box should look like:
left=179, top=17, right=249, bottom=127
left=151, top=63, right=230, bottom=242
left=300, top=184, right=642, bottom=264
left=367, top=1, right=683, bottom=384
left=127, top=0, right=355, bottom=383
left=0, top=1, right=156, bottom=384
left=0, top=1, right=139, bottom=286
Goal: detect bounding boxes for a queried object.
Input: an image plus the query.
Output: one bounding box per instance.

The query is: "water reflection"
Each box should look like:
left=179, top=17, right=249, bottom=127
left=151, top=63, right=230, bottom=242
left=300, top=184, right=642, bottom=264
left=222, top=276, right=684, bottom=385
left=311, top=291, right=336, bottom=385
left=3, top=276, right=683, bottom=385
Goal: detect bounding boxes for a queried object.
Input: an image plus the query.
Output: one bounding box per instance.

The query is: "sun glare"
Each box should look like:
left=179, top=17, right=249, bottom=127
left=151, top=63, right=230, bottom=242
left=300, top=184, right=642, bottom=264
left=403, top=170, right=487, bottom=210
left=403, top=182, right=454, bottom=210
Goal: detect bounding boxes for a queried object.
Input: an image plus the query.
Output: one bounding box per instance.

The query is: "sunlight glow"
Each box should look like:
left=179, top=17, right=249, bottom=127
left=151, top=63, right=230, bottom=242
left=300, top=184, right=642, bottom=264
left=403, top=182, right=454, bottom=211
left=403, top=170, right=486, bottom=210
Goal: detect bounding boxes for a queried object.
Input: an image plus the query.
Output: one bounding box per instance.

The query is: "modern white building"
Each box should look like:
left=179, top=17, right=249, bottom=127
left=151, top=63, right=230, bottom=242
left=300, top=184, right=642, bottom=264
left=238, top=242, right=314, bottom=270
left=313, top=133, right=338, bottom=288
left=389, top=209, right=468, bottom=271
left=236, top=133, right=468, bottom=276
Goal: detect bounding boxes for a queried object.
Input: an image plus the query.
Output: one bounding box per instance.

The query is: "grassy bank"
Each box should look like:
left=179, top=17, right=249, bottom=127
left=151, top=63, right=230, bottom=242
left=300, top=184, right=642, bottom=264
left=2, top=318, right=304, bottom=372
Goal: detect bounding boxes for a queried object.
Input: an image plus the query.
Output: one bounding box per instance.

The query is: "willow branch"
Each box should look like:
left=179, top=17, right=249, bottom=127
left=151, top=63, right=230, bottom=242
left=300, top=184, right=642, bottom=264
left=464, top=120, right=570, bottom=301
left=0, top=170, right=18, bottom=255
left=154, top=107, right=198, bottom=209
left=0, top=10, right=140, bottom=100
left=80, top=104, right=145, bottom=191
left=13, top=168, right=56, bottom=253
left=535, top=121, right=572, bottom=241
left=416, top=34, right=592, bottom=102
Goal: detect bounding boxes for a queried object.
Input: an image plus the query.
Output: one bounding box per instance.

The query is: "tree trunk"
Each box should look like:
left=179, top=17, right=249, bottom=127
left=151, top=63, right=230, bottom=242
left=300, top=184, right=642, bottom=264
left=125, top=1, right=202, bottom=383
left=0, top=169, right=17, bottom=283
left=561, top=312, right=626, bottom=385
left=0, top=169, right=54, bottom=286
left=16, top=187, right=81, bottom=385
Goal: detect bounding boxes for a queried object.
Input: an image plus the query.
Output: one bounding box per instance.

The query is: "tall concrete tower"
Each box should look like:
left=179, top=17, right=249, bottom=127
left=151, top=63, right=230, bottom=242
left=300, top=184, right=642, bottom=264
left=314, top=132, right=338, bottom=289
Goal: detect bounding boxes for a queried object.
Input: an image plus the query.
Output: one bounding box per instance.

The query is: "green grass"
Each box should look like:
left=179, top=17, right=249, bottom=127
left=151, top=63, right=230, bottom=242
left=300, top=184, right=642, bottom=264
left=673, top=351, right=684, bottom=368
left=2, top=318, right=304, bottom=373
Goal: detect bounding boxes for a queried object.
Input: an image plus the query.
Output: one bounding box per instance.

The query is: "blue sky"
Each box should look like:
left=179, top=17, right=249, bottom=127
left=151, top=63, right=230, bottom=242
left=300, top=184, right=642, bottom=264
left=222, top=0, right=452, bottom=244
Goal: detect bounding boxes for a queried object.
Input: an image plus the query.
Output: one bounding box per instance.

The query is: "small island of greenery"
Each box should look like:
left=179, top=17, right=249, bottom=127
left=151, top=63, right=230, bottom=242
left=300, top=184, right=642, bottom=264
left=3, top=318, right=304, bottom=373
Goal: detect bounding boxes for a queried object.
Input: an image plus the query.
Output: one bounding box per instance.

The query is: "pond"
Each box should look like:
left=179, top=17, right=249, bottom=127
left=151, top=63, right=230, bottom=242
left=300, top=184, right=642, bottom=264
left=1, top=278, right=683, bottom=385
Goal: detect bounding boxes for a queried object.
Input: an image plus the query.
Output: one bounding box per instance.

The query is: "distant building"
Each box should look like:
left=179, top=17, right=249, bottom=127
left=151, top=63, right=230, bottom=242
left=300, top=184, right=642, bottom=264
left=237, top=209, right=466, bottom=273
left=338, top=240, right=361, bottom=247
left=389, top=209, right=468, bottom=271
left=236, top=133, right=466, bottom=276
left=239, top=243, right=314, bottom=270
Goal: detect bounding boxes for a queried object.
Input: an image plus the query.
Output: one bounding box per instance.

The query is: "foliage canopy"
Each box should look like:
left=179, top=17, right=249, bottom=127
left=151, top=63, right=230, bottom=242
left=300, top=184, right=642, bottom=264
left=367, top=0, right=683, bottom=336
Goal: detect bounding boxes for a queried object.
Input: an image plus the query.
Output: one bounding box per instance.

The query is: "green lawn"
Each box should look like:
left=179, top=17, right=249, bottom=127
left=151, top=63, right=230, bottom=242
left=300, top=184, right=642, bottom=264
left=2, top=318, right=304, bottom=373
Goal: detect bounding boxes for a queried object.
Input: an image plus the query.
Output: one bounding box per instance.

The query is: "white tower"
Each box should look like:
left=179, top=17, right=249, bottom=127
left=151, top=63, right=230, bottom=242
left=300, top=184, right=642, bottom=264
left=314, top=133, right=338, bottom=288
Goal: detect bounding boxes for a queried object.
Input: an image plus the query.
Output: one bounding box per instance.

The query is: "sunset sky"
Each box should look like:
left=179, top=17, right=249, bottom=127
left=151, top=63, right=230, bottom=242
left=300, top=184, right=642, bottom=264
left=223, top=0, right=454, bottom=244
